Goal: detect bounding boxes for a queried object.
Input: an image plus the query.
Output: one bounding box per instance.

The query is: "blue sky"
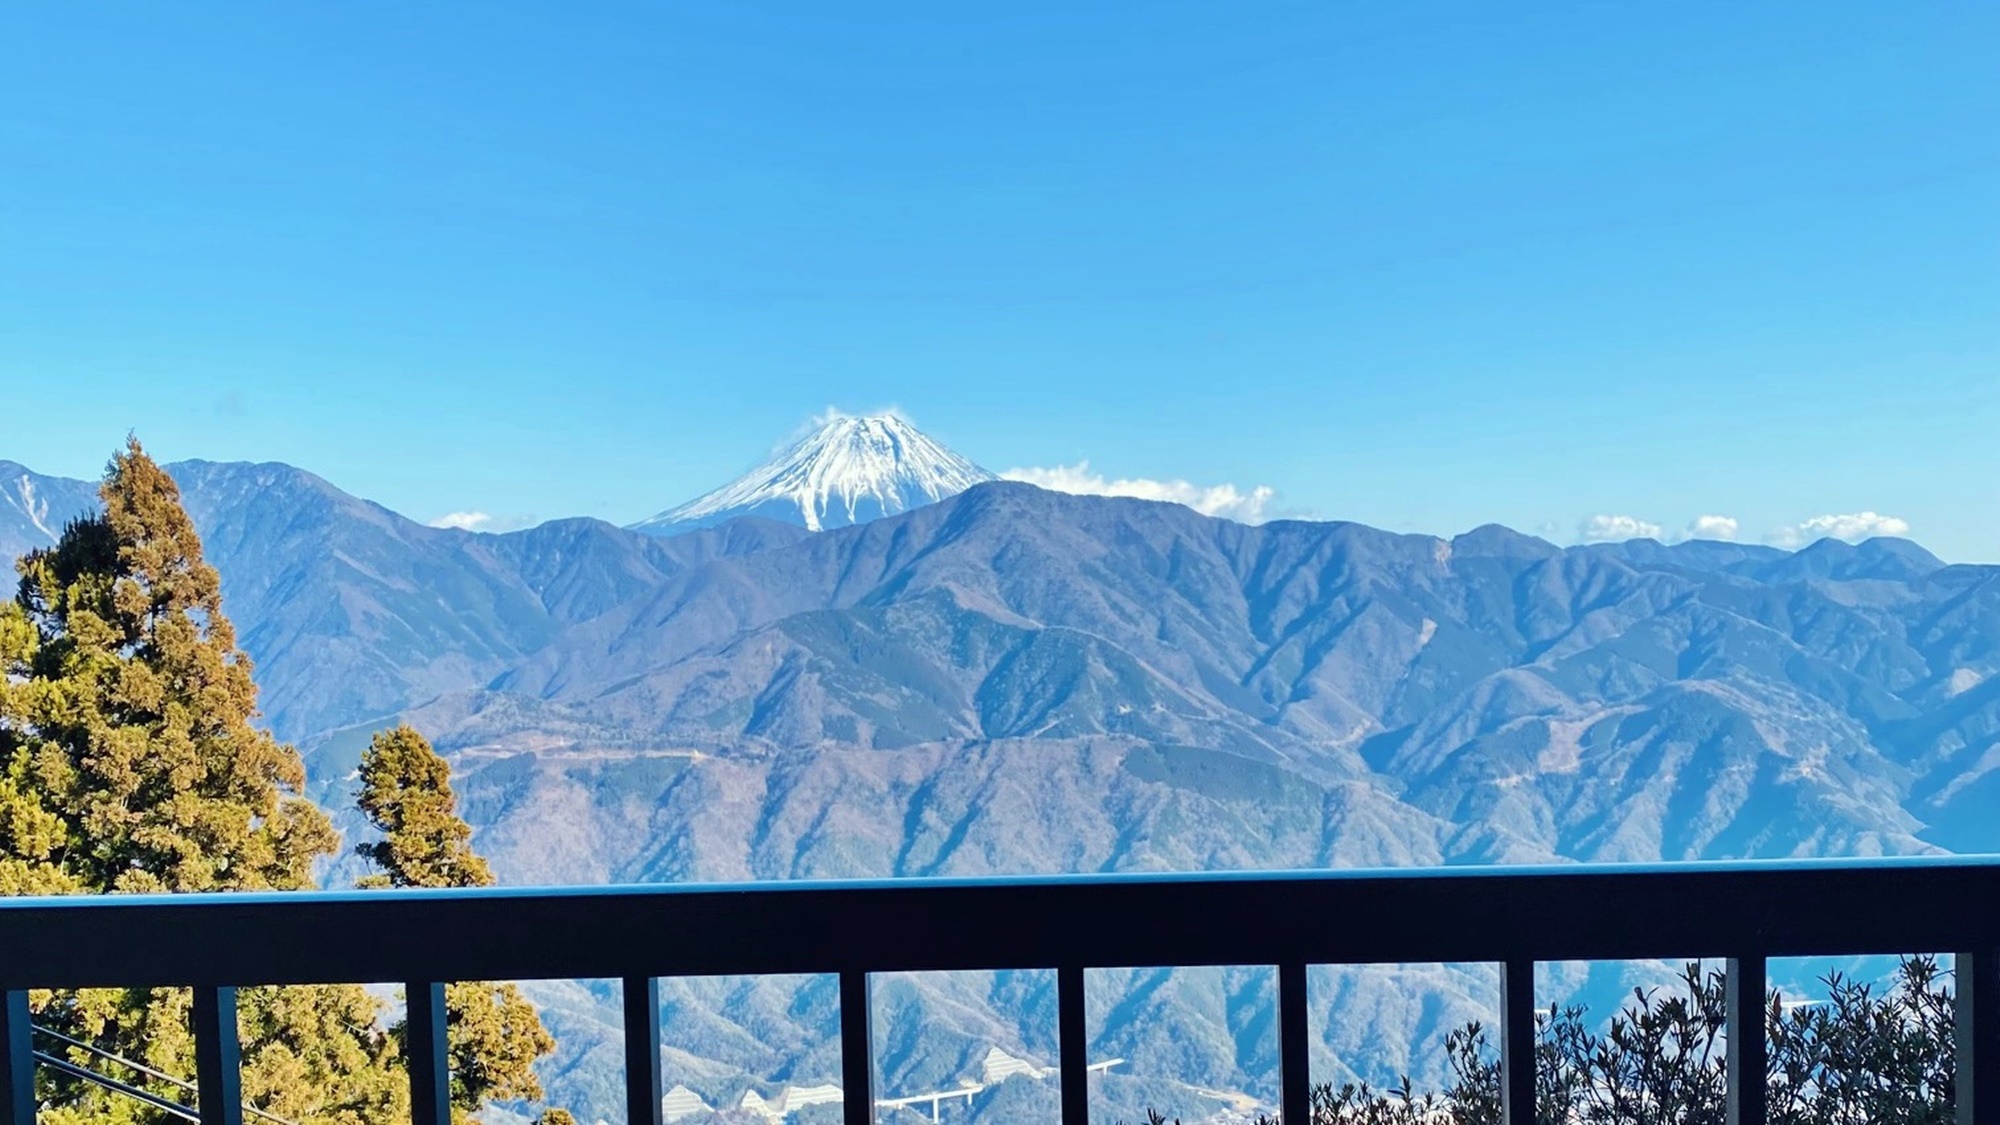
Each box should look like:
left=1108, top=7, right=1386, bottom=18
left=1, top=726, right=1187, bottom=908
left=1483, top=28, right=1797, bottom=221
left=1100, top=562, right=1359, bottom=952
left=3, top=2, right=1995, bottom=556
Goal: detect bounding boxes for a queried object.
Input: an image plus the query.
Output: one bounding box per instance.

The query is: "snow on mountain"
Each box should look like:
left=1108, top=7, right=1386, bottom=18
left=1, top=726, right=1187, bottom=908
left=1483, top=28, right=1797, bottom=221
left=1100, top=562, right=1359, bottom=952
left=0, top=461, right=102, bottom=578
left=630, top=412, right=996, bottom=534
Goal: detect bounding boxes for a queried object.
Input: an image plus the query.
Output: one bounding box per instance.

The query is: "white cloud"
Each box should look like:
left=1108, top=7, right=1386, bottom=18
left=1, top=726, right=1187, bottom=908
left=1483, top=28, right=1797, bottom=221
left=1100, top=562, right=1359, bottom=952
left=1001, top=461, right=1277, bottom=524
left=1685, top=514, right=1739, bottom=542
left=428, top=511, right=540, bottom=533
left=1766, top=511, right=1912, bottom=549
left=430, top=511, right=492, bottom=531
left=1578, top=514, right=1664, bottom=543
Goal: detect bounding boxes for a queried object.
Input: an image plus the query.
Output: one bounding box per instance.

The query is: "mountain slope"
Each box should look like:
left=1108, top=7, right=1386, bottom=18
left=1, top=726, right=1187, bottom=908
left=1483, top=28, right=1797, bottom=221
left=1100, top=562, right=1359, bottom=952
left=0, top=460, right=101, bottom=578
left=630, top=413, right=996, bottom=534
left=5, top=459, right=813, bottom=740
left=420, top=489, right=1996, bottom=1120
left=8, top=451, right=2000, bottom=1123
left=482, top=485, right=1975, bottom=861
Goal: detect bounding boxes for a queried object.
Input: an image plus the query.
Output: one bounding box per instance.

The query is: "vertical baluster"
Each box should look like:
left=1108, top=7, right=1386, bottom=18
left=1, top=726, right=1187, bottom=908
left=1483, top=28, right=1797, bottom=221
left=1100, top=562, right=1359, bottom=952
left=407, top=982, right=451, bottom=1125
left=840, top=970, right=873, bottom=1125
left=1961, top=951, right=1998, bottom=1125
left=191, top=985, right=244, bottom=1125
left=1278, top=962, right=1311, bottom=1125
left=626, top=976, right=664, bottom=1125
left=1727, top=955, right=1767, bottom=1125
left=0, top=990, right=33, bottom=1125
left=1500, top=959, right=1535, bottom=1125
left=1059, top=965, right=1089, bottom=1125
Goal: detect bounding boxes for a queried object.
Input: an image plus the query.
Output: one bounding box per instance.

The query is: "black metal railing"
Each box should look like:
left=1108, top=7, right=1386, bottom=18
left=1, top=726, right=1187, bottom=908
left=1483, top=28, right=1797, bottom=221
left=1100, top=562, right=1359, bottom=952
left=4, top=856, right=2000, bottom=1125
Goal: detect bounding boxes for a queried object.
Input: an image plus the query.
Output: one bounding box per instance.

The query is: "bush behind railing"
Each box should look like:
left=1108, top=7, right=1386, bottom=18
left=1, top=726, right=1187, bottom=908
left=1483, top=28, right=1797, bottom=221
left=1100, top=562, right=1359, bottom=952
left=1129, top=956, right=1956, bottom=1125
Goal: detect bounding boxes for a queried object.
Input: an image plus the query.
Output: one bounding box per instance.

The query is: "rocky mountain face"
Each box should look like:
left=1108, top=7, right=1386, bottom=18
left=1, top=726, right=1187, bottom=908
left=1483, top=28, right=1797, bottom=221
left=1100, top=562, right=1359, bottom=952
left=0, top=460, right=101, bottom=580
left=6, top=457, right=1999, bottom=1123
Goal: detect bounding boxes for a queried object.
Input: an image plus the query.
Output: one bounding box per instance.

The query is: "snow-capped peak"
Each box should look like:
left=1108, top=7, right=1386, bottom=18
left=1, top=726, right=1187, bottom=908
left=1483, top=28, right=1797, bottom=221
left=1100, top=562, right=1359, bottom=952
left=630, top=412, right=997, bottom=534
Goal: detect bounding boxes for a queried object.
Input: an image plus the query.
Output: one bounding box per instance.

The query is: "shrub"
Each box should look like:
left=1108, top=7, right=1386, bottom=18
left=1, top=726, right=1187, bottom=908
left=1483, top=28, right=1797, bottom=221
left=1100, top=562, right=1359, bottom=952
left=1128, top=956, right=1956, bottom=1125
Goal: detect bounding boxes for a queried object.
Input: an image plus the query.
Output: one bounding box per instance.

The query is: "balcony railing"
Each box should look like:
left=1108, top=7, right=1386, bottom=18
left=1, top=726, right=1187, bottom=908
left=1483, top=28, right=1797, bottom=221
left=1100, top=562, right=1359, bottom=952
left=4, top=856, right=2000, bottom=1125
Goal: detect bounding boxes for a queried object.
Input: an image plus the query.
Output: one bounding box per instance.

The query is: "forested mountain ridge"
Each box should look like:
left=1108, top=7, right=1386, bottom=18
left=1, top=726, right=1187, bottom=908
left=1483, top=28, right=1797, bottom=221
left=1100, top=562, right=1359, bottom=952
left=7, top=456, right=1999, bottom=1122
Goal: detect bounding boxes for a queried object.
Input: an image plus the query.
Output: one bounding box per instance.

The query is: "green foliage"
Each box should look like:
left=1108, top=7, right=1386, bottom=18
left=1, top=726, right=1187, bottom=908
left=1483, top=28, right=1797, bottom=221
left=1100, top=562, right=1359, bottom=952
left=1131, top=957, right=1959, bottom=1125
left=0, top=440, right=377, bottom=1123
left=357, top=723, right=560, bottom=1119
left=355, top=723, right=492, bottom=890
left=0, top=436, right=337, bottom=894
left=33, top=986, right=196, bottom=1125
left=1768, top=955, right=1955, bottom=1125
left=0, top=441, right=563, bottom=1124
left=232, top=984, right=410, bottom=1125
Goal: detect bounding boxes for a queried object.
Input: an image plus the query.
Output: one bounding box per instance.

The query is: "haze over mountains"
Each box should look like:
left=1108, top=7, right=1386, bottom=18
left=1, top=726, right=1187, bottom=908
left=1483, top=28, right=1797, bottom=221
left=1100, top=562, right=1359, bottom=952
left=7, top=420, right=2000, bottom=1123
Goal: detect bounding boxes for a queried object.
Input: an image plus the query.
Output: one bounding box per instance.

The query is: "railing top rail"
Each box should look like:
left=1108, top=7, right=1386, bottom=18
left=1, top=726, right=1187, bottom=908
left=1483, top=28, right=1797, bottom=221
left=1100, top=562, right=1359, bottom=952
left=7, top=853, right=2000, bottom=912
left=2, top=856, right=1999, bottom=990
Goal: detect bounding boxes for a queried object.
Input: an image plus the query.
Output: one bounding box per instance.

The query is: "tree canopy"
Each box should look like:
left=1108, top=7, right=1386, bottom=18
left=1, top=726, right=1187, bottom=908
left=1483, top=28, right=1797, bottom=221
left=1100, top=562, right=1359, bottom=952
left=355, top=723, right=493, bottom=890
left=0, top=439, right=566, bottom=1124
left=357, top=722, right=557, bottom=1114
left=0, top=437, right=336, bottom=895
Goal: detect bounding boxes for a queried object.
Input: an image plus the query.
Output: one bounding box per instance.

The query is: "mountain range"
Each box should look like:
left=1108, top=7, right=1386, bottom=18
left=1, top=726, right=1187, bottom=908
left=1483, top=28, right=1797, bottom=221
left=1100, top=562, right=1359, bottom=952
left=6, top=422, right=2000, bottom=1123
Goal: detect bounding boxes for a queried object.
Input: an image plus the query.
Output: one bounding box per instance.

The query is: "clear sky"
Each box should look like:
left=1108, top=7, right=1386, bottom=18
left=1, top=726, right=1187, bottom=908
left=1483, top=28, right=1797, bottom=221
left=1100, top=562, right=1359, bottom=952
left=3, top=2, right=1996, bottom=556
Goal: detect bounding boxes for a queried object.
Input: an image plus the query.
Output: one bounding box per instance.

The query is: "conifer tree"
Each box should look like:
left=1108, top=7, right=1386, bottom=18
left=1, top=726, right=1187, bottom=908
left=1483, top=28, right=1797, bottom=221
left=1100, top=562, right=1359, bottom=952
left=0, top=595, right=74, bottom=895
left=2, top=436, right=337, bottom=892
left=0, top=439, right=405, bottom=1123
left=355, top=723, right=563, bottom=1119
left=0, top=440, right=565, bottom=1124
left=355, top=724, right=493, bottom=890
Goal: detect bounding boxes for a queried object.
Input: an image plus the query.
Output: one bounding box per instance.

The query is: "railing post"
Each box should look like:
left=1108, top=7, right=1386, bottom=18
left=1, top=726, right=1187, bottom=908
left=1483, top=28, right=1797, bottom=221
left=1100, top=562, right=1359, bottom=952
left=191, top=985, right=243, bottom=1125
left=1961, top=951, right=1998, bottom=1125
left=840, top=970, right=873, bottom=1125
left=1727, top=956, right=1766, bottom=1125
left=1279, top=962, right=1311, bottom=1125
left=1059, top=965, right=1089, bottom=1125
left=407, top=981, right=451, bottom=1125
left=1501, top=958, right=1535, bottom=1125
left=626, top=976, right=664, bottom=1125
left=0, top=991, right=32, bottom=1125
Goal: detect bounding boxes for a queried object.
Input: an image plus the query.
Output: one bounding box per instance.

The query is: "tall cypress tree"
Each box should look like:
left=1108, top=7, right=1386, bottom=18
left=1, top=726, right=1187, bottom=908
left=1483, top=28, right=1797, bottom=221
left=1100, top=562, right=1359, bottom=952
left=0, top=439, right=404, bottom=1123
left=355, top=724, right=493, bottom=890
left=355, top=724, right=562, bottom=1118
left=0, top=440, right=565, bottom=1124
left=3, top=437, right=337, bottom=891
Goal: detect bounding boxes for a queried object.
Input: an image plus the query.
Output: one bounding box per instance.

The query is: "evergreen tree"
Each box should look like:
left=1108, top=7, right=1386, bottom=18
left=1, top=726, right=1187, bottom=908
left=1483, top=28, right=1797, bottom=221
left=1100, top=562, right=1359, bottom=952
left=355, top=724, right=493, bottom=890
left=0, top=594, right=74, bottom=894
left=356, top=723, right=562, bottom=1119
left=0, top=440, right=565, bottom=1124
left=0, top=439, right=402, bottom=1123
left=1, top=436, right=337, bottom=893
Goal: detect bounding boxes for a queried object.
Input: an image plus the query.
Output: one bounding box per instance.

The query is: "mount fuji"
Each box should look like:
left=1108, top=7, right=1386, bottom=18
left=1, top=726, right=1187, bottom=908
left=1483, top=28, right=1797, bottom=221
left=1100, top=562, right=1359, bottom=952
left=628, top=412, right=995, bottom=534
